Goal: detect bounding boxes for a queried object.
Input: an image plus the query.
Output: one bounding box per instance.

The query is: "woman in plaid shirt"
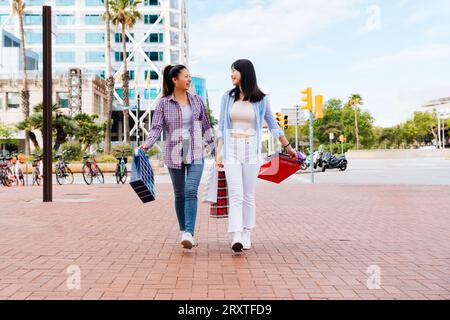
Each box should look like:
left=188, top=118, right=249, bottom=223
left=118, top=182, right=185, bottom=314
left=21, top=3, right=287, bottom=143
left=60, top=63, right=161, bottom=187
left=140, top=65, right=216, bottom=250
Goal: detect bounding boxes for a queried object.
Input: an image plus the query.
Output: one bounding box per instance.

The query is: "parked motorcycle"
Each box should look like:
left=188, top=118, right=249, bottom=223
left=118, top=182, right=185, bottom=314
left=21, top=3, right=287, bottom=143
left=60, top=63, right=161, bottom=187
left=321, top=152, right=348, bottom=172
left=301, top=151, right=317, bottom=170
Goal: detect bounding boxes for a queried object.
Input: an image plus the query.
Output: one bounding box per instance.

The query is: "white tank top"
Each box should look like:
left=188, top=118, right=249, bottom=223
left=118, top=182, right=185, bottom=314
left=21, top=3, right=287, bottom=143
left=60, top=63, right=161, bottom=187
left=180, top=104, right=192, bottom=139
left=230, top=101, right=257, bottom=136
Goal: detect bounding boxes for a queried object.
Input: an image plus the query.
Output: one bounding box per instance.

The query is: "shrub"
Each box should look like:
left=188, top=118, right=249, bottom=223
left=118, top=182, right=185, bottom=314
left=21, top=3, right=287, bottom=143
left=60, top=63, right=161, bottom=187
left=60, top=141, right=83, bottom=161
left=97, top=154, right=117, bottom=163
left=112, top=144, right=134, bottom=157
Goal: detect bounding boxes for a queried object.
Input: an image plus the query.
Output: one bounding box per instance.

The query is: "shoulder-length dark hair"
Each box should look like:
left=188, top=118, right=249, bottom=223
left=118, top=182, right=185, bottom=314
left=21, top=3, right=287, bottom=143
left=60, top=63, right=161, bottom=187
left=162, top=64, right=187, bottom=97
left=230, top=59, right=266, bottom=103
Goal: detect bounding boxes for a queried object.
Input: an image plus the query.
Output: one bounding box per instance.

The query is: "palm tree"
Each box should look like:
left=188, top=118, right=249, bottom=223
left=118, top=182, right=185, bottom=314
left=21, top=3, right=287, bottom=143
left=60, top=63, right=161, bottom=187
left=103, top=0, right=115, bottom=154
left=11, top=0, right=30, bottom=155
left=109, top=0, right=143, bottom=143
left=16, top=103, right=76, bottom=151
left=348, top=94, right=363, bottom=150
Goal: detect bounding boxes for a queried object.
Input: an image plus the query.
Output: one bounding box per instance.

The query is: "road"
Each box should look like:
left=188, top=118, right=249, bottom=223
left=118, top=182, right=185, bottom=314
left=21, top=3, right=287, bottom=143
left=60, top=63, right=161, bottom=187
left=13, top=157, right=450, bottom=187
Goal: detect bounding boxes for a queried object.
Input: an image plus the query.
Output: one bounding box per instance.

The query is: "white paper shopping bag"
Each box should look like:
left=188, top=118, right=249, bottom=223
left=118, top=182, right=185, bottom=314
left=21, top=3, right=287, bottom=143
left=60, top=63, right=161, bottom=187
left=202, top=166, right=218, bottom=204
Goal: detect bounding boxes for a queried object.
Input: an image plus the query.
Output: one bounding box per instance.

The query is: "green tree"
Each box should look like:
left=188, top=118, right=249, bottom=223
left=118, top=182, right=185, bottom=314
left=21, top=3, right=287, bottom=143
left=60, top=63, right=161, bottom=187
left=205, top=91, right=218, bottom=128
left=288, top=97, right=375, bottom=152
left=347, top=94, right=363, bottom=150
left=413, top=111, right=438, bottom=144
left=0, top=123, right=18, bottom=150
left=109, top=0, right=143, bottom=143
left=16, top=103, right=81, bottom=151
left=73, top=113, right=106, bottom=152
left=376, top=127, right=396, bottom=149
left=397, top=120, right=418, bottom=147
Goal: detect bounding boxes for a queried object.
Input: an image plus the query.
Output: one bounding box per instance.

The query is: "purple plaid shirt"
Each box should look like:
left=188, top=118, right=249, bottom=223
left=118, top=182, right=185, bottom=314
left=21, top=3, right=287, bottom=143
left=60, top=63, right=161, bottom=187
left=143, top=91, right=216, bottom=169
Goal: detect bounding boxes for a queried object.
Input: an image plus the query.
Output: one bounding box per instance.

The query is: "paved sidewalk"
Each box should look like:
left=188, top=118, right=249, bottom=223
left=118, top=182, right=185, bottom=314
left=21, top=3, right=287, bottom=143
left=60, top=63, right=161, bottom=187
left=0, top=180, right=449, bottom=300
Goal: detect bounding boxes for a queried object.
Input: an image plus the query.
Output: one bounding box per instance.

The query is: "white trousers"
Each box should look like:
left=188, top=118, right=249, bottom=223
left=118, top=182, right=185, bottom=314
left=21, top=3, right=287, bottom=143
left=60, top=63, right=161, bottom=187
left=224, top=136, right=261, bottom=234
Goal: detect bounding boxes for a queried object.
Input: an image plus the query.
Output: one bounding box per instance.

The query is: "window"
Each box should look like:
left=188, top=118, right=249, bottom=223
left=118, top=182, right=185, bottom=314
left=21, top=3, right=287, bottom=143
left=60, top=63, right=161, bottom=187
left=115, top=52, right=134, bottom=62
left=145, top=33, right=164, bottom=43
left=3, top=36, right=19, bottom=47
left=24, top=14, right=42, bottom=25
left=86, top=52, right=105, bottom=63
left=57, top=14, right=75, bottom=25
left=85, top=14, right=102, bottom=25
left=85, top=69, right=105, bottom=79
left=26, top=0, right=44, bottom=5
left=116, top=89, right=135, bottom=100
left=56, top=51, right=75, bottom=63
left=144, top=14, right=162, bottom=24
left=57, top=92, right=69, bottom=108
left=7, top=93, right=19, bottom=109
left=25, top=32, right=43, bottom=44
left=128, top=70, right=135, bottom=81
left=85, top=0, right=104, bottom=5
left=0, top=14, right=9, bottom=24
left=144, top=0, right=160, bottom=5
left=115, top=33, right=134, bottom=43
left=55, top=0, right=75, bottom=5
left=144, top=70, right=159, bottom=80
left=56, top=33, right=75, bottom=44
left=85, top=33, right=104, bottom=44
left=144, top=89, right=159, bottom=100
left=145, top=51, right=163, bottom=61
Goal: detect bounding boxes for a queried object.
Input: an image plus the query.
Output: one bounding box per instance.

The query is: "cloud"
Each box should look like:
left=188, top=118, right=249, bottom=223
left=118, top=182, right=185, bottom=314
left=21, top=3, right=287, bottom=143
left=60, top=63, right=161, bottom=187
left=189, top=0, right=360, bottom=62
left=405, top=10, right=434, bottom=25
left=353, top=44, right=450, bottom=71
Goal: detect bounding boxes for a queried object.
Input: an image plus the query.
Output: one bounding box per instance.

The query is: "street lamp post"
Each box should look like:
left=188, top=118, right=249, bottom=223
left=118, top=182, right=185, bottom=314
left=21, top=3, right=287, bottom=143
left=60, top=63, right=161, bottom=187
left=43, top=6, right=52, bottom=203
left=136, top=93, right=140, bottom=146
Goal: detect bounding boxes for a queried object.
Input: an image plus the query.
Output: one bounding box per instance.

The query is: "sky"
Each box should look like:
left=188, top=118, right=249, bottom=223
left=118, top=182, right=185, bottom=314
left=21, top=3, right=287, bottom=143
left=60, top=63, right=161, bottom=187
left=187, top=0, right=450, bottom=127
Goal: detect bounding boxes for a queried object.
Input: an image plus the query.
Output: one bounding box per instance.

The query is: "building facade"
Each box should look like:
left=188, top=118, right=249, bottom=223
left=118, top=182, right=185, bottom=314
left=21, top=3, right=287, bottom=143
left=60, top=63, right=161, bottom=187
left=0, top=74, right=107, bottom=151
left=0, top=0, right=190, bottom=145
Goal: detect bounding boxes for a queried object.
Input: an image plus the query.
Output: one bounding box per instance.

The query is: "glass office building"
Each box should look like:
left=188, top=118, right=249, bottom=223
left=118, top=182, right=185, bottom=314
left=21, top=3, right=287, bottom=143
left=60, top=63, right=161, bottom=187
left=0, top=0, right=190, bottom=142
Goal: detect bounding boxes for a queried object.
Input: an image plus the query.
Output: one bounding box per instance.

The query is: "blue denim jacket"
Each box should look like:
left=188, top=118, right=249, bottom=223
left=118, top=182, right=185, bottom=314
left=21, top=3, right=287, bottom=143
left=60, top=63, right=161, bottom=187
left=217, top=90, right=285, bottom=161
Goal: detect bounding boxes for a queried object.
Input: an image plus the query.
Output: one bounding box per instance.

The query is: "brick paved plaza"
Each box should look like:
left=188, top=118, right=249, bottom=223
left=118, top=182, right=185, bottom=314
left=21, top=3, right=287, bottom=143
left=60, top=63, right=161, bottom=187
left=0, top=177, right=449, bottom=300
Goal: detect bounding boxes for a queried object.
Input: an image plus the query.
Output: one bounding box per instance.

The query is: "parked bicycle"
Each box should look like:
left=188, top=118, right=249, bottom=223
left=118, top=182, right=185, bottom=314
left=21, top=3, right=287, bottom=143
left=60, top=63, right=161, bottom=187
left=115, top=151, right=128, bottom=184
left=55, top=150, right=74, bottom=185
left=32, top=155, right=43, bottom=186
left=0, top=156, right=15, bottom=187
left=82, top=153, right=104, bottom=185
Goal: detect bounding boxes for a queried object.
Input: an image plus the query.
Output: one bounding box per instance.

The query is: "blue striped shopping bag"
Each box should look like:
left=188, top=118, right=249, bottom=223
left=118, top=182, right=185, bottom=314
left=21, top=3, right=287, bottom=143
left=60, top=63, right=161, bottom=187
left=130, top=149, right=155, bottom=203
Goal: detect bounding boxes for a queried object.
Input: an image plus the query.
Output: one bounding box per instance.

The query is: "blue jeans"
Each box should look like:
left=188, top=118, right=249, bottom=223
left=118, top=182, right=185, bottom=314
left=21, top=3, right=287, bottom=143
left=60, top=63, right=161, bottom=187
left=168, top=158, right=204, bottom=236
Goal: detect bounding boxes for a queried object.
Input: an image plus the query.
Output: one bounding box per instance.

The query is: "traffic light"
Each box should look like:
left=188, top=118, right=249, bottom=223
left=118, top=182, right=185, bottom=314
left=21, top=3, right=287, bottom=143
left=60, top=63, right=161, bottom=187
left=275, top=112, right=283, bottom=128
left=283, top=115, right=289, bottom=130
left=301, top=87, right=313, bottom=111
left=315, top=95, right=324, bottom=119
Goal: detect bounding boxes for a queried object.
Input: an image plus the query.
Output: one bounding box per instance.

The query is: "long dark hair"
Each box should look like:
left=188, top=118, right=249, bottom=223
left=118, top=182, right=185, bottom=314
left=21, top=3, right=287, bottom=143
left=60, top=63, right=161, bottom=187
left=230, top=59, right=266, bottom=103
left=162, top=64, right=187, bottom=97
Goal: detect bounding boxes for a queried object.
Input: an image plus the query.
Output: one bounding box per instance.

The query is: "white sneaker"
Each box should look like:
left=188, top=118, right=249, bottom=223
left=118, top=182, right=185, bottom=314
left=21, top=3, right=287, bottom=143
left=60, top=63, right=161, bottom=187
left=242, top=229, right=252, bottom=250
left=231, top=232, right=243, bottom=253
left=181, top=232, right=194, bottom=249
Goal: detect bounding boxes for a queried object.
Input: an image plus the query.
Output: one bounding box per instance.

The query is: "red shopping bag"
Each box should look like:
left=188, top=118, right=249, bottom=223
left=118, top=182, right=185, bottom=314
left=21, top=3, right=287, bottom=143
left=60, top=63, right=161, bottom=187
left=258, top=152, right=301, bottom=184
left=210, top=171, right=228, bottom=219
